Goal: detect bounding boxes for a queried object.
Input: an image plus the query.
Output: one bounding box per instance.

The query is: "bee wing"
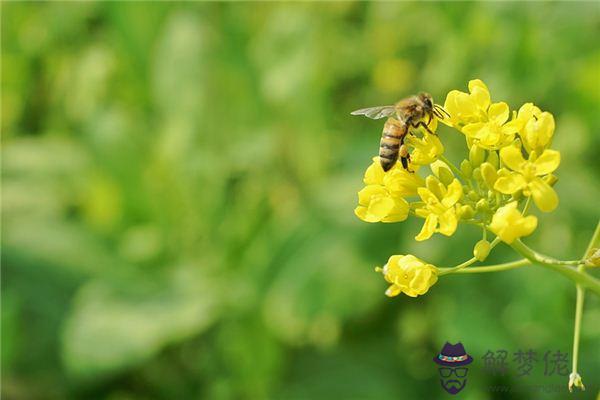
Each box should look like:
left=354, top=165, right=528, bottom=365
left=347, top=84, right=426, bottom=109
left=350, top=105, right=396, bottom=120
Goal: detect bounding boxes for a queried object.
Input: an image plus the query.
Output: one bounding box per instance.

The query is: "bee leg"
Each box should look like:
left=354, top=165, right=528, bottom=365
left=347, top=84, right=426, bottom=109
left=411, top=121, right=436, bottom=135
left=400, top=156, right=414, bottom=173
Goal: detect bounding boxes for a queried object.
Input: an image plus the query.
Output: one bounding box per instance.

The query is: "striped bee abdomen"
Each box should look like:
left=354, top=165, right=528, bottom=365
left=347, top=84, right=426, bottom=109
left=379, top=118, right=406, bottom=171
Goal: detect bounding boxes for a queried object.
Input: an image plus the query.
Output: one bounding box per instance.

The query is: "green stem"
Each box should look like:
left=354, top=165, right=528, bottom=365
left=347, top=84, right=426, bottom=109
left=571, top=283, right=584, bottom=375
left=438, top=237, right=501, bottom=276
left=522, top=196, right=532, bottom=215
left=510, top=239, right=600, bottom=297
left=570, top=220, right=600, bottom=389
left=449, top=259, right=530, bottom=274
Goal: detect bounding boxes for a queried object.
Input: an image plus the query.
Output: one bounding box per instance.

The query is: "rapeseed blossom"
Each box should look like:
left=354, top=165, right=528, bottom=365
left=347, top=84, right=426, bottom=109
left=494, top=146, right=560, bottom=212
left=377, top=255, right=438, bottom=297
left=489, top=202, right=538, bottom=244
left=353, top=78, right=561, bottom=298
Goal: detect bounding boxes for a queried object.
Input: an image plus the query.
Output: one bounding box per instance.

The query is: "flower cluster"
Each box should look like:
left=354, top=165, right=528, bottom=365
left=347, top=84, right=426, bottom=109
left=355, top=79, right=561, bottom=297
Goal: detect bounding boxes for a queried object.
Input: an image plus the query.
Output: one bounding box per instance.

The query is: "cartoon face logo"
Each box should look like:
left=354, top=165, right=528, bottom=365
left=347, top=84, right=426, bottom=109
left=433, top=342, right=473, bottom=395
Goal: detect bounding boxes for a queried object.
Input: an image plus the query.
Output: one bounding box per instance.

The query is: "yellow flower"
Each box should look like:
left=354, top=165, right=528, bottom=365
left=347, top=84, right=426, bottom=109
left=494, top=146, right=561, bottom=212
left=364, top=157, right=424, bottom=196
left=443, top=79, right=519, bottom=150
left=355, top=185, right=409, bottom=223
left=461, top=102, right=520, bottom=150
left=513, top=103, right=555, bottom=154
left=405, top=132, right=444, bottom=165
left=414, top=178, right=463, bottom=241
left=489, top=201, right=538, bottom=244
left=378, top=254, right=438, bottom=297
left=443, top=79, right=491, bottom=127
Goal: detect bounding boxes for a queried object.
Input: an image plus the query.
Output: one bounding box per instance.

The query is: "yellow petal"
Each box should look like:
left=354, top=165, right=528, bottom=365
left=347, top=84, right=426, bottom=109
left=425, top=175, right=445, bottom=201
left=357, top=185, right=387, bottom=206
left=468, top=79, right=490, bottom=109
left=443, top=90, right=463, bottom=124
left=354, top=206, right=370, bottom=222
left=414, top=207, right=430, bottom=218
left=500, top=146, right=526, bottom=172
left=517, top=103, right=541, bottom=122
left=529, top=178, right=558, bottom=212
left=364, top=159, right=385, bottom=185
left=480, top=162, right=498, bottom=188
left=382, top=196, right=410, bottom=222
left=367, top=195, right=396, bottom=219
left=415, top=214, right=438, bottom=241
left=409, top=268, right=432, bottom=294
left=534, top=149, right=560, bottom=176
left=385, top=284, right=402, bottom=297
left=384, top=168, right=424, bottom=196
left=494, top=173, right=527, bottom=194
left=417, top=186, right=440, bottom=206
left=516, top=215, right=538, bottom=238
left=441, top=179, right=463, bottom=208
left=462, top=122, right=485, bottom=138
left=488, top=102, right=509, bottom=125
left=437, top=209, right=458, bottom=236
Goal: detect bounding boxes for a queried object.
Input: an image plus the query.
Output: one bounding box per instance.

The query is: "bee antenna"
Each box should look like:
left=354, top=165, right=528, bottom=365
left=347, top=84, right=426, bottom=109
left=434, top=104, right=451, bottom=118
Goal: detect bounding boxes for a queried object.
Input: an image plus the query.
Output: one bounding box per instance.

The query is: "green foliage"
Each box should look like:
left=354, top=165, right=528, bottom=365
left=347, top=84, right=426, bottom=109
left=2, top=2, right=599, bottom=399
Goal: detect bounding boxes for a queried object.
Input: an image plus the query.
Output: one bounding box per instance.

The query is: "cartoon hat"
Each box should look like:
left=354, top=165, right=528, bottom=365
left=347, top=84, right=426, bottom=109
left=433, top=342, right=473, bottom=367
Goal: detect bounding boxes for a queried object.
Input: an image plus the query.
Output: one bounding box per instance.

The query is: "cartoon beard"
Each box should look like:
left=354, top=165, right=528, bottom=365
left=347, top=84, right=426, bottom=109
left=441, top=378, right=466, bottom=394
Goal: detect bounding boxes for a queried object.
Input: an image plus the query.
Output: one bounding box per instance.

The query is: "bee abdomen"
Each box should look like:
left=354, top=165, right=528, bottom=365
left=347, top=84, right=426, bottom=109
left=379, top=118, right=406, bottom=171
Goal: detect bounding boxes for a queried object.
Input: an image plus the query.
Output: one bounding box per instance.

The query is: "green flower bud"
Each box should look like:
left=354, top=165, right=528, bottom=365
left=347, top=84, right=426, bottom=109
left=457, top=204, right=475, bottom=219
left=472, top=167, right=482, bottom=183
left=469, top=145, right=485, bottom=167
left=460, top=160, right=473, bottom=178
left=487, top=190, right=495, bottom=201
left=480, top=162, right=498, bottom=188
left=487, top=150, right=499, bottom=169
left=476, top=198, right=489, bottom=212
left=474, top=239, right=491, bottom=261
left=437, top=165, right=454, bottom=186
left=468, top=190, right=479, bottom=201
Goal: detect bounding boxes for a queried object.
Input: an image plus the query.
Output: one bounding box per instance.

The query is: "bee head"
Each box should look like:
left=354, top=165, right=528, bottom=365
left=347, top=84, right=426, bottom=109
left=418, top=92, right=434, bottom=111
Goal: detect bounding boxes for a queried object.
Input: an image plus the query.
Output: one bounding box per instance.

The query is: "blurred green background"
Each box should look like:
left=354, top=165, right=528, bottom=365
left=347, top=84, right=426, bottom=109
left=2, top=2, right=599, bottom=399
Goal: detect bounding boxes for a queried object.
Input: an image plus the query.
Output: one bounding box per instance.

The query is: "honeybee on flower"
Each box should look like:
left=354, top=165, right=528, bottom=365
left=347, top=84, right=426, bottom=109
left=352, top=78, right=566, bottom=296
left=352, top=78, right=598, bottom=392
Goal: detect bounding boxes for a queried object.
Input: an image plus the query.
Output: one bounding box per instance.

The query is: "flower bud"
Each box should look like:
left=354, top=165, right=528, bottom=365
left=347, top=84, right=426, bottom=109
left=472, top=167, right=483, bottom=184
left=473, top=239, right=491, bottom=261
left=469, top=145, right=485, bottom=167
left=457, top=204, right=475, bottom=219
left=476, top=198, right=489, bottom=212
left=468, top=190, right=479, bottom=201
left=480, top=162, right=498, bottom=188
left=460, top=160, right=473, bottom=178
left=487, top=150, right=499, bottom=169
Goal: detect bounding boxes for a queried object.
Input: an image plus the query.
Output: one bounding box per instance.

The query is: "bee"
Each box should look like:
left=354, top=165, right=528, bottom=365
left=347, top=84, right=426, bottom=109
left=351, top=92, right=449, bottom=172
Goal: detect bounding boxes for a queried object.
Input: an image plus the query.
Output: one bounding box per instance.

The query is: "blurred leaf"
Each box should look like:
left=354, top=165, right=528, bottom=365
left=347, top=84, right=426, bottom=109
left=61, top=265, right=221, bottom=378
